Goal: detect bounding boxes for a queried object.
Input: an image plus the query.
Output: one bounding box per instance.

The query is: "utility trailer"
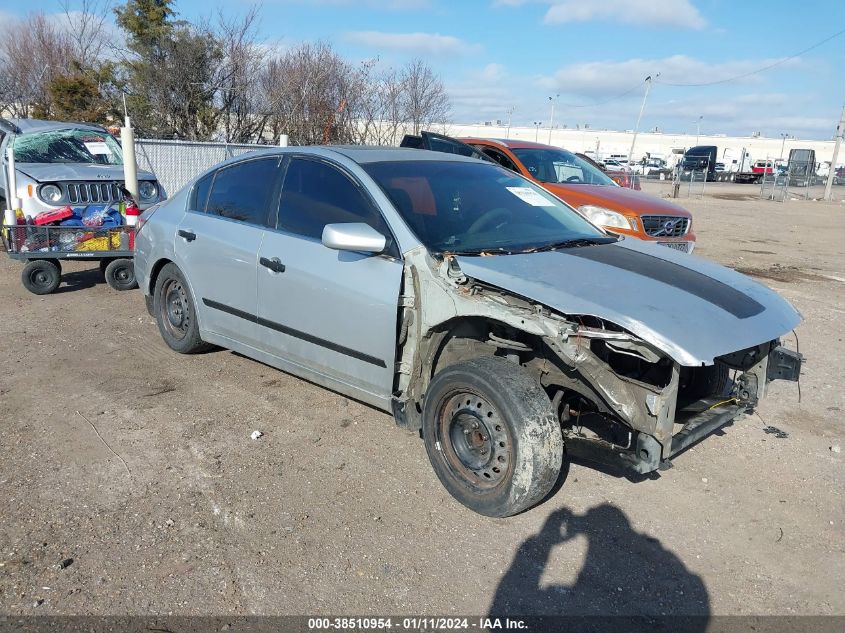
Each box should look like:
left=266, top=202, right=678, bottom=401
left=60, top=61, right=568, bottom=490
left=2, top=223, right=137, bottom=294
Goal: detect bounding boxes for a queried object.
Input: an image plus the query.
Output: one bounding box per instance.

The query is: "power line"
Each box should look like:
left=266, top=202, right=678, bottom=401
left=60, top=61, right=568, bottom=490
left=656, top=25, right=845, bottom=87
left=556, top=79, right=647, bottom=109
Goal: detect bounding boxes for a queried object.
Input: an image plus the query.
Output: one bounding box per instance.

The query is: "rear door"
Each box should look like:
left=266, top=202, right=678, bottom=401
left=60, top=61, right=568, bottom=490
left=255, top=156, right=403, bottom=403
left=175, top=156, right=282, bottom=349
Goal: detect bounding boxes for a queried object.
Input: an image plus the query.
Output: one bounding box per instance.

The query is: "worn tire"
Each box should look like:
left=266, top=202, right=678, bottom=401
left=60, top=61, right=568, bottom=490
left=422, top=356, right=564, bottom=517
left=104, top=258, right=138, bottom=291
left=21, top=259, right=61, bottom=295
left=153, top=262, right=209, bottom=354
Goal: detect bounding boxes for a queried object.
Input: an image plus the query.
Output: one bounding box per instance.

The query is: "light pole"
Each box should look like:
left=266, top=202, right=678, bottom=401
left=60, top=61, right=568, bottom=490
left=779, top=133, right=790, bottom=160
left=628, top=73, right=657, bottom=166
left=533, top=121, right=542, bottom=142
left=695, top=115, right=703, bottom=145
left=548, top=94, right=559, bottom=144
left=506, top=106, right=514, bottom=138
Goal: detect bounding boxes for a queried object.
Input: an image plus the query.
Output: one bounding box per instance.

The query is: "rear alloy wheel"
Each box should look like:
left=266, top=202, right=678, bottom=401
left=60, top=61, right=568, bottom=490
left=104, top=258, right=138, bottom=291
left=153, top=263, right=209, bottom=354
left=423, top=356, right=563, bottom=517
left=21, top=259, right=61, bottom=295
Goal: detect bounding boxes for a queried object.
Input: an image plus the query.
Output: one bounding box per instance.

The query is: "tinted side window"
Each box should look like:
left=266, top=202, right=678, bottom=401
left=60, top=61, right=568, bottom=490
left=480, top=147, right=518, bottom=172
left=278, top=158, right=391, bottom=241
left=190, top=173, right=213, bottom=211
left=206, top=158, right=280, bottom=226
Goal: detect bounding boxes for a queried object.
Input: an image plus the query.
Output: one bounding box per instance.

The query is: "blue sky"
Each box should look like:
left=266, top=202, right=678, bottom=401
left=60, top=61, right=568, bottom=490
left=2, top=0, right=844, bottom=139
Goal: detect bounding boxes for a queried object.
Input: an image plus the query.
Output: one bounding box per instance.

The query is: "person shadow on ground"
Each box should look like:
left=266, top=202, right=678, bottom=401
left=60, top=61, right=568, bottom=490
left=488, top=504, right=710, bottom=633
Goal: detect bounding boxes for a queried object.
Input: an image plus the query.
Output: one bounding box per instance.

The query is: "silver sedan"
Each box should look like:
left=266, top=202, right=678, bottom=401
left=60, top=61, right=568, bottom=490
left=134, top=146, right=801, bottom=517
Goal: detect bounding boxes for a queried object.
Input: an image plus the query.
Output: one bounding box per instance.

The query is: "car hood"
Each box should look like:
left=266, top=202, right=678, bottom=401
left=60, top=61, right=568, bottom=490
left=544, top=183, right=691, bottom=217
left=455, top=238, right=800, bottom=366
left=16, top=163, right=157, bottom=182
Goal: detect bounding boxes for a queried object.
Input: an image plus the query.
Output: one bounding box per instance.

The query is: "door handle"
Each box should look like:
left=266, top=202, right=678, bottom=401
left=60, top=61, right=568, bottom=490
left=178, top=229, right=196, bottom=242
left=259, top=256, right=285, bottom=273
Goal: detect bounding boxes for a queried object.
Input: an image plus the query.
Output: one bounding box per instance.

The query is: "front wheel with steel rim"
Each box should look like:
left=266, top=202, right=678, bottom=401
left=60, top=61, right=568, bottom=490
left=422, top=356, right=564, bottom=517
left=153, top=263, right=209, bottom=354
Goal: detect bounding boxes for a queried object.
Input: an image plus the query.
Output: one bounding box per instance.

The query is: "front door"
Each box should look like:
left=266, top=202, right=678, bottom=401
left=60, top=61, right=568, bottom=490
left=256, top=157, right=403, bottom=403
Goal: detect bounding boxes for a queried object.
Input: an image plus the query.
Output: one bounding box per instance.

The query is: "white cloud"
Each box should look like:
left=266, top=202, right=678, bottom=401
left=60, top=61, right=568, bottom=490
left=276, top=0, right=431, bottom=9
left=480, top=63, right=507, bottom=82
left=494, top=0, right=707, bottom=30
left=538, top=55, right=802, bottom=99
left=344, top=31, right=482, bottom=56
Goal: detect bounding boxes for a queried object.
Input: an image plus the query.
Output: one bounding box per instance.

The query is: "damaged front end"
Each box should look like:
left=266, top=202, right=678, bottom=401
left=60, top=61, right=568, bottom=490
left=393, top=248, right=802, bottom=475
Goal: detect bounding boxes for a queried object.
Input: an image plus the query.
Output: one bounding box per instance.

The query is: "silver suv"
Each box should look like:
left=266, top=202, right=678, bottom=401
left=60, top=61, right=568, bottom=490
left=0, top=118, right=163, bottom=217
left=134, top=146, right=802, bottom=517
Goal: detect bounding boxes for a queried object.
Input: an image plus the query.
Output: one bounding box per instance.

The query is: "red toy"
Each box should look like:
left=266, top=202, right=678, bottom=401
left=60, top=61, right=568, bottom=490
left=33, top=206, right=74, bottom=226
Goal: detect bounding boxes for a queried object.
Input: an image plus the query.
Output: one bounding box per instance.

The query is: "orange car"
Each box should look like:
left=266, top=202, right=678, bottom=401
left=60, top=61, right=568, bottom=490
left=402, top=133, right=695, bottom=253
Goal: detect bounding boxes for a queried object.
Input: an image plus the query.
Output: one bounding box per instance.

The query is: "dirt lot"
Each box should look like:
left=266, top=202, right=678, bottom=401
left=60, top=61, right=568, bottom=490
left=1, top=182, right=843, bottom=620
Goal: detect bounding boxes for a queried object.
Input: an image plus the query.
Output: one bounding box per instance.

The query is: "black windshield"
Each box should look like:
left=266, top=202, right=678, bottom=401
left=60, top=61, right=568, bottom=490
left=363, top=160, right=607, bottom=254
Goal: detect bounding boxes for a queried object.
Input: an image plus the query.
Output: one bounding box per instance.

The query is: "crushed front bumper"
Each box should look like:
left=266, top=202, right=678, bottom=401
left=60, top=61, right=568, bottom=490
left=568, top=345, right=802, bottom=474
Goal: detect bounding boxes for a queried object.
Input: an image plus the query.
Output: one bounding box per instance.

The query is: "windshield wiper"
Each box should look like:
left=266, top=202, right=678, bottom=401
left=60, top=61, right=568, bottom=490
left=521, top=236, right=617, bottom=253
left=438, top=246, right=514, bottom=257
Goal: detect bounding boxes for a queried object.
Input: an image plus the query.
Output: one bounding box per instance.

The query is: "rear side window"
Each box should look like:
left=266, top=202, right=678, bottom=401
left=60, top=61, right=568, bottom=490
left=190, top=173, right=213, bottom=211
left=206, top=158, right=280, bottom=227
left=277, top=158, right=391, bottom=241
left=480, top=147, right=518, bottom=172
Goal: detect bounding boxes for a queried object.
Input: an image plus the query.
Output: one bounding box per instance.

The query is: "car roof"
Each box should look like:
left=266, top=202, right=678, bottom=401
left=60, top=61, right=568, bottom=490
left=9, top=118, right=107, bottom=134
left=328, top=145, right=480, bottom=164
left=460, top=137, right=563, bottom=151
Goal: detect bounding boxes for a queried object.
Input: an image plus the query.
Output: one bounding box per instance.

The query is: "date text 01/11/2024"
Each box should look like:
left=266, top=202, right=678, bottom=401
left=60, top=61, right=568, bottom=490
left=307, top=617, right=528, bottom=630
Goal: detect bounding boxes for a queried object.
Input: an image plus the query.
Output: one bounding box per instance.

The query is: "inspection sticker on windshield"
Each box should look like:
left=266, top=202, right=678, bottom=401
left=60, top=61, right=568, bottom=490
left=83, top=141, right=111, bottom=155
left=506, top=186, right=552, bottom=206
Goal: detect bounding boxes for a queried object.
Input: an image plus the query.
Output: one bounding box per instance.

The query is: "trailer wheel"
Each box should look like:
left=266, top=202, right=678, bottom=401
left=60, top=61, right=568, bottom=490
left=21, top=259, right=61, bottom=295
left=104, top=258, right=138, bottom=291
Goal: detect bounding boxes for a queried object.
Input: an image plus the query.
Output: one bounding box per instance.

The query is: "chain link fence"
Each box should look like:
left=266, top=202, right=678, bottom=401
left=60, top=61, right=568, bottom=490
left=135, top=139, right=270, bottom=197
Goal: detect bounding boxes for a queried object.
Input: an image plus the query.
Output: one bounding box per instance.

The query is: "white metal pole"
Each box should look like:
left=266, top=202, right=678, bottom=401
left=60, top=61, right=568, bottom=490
left=548, top=95, right=558, bottom=145
left=628, top=75, right=655, bottom=167
left=3, top=146, right=22, bottom=225
left=5, top=145, right=21, bottom=215
left=120, top=116, right=139, bottom=202
left=824, top=104, right=845, bottom=201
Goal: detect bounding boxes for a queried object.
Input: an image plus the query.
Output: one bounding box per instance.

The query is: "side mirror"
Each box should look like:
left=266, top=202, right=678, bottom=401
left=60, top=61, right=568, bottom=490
left=321, top=222, right=386, bottom=254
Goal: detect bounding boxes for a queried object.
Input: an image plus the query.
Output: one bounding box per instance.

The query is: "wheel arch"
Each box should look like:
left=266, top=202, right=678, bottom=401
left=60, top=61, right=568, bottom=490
left=147, top=257, right=173, bottom=296
left=425, top=316, right=549, bottom=385
left=148, top=258, right=209, bottom=335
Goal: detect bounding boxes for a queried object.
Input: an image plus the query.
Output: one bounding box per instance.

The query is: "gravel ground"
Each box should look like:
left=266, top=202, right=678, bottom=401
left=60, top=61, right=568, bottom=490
left=0, top=181, right=842, bottom=620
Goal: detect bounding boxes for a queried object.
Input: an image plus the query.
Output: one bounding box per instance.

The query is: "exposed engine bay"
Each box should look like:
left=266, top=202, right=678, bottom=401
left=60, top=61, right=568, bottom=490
left=391, top=248, right=802, bottom=474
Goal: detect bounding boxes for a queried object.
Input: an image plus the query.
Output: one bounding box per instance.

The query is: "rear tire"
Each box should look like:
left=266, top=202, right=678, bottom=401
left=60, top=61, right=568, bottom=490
left=21, top=259, right=61, bottom=295
left=153, top=262, right=209, bottom=354
left=104, top=258, right=137, bottom=291
left=422, top=356, right=563, bottom=517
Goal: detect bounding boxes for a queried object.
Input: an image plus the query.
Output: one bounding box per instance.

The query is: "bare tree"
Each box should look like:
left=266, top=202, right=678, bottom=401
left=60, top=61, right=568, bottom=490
left=0, top=14, right=74, bottom=118
left=262, top=42, right=368, bottom=145
left=213, top=7, right=271, bottom=142
left=400, top=58, right=450, bottom=136
left=60, top=0, right=112, bottom=69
